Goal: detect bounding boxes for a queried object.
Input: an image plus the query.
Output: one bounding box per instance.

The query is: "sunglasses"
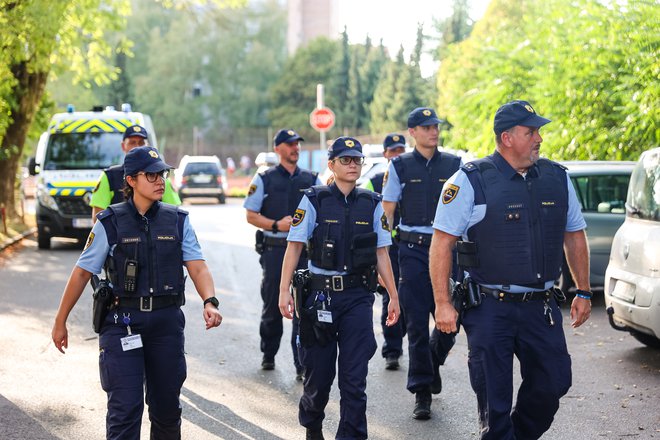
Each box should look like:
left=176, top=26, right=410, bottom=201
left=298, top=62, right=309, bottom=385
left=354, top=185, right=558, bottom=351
left=135, top=170, right=169, bottom=183
left=334, top=156, right=365, bottom=165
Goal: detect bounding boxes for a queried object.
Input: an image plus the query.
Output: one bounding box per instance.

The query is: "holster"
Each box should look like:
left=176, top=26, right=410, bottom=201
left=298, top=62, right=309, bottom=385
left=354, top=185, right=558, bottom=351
left=91, top=275, right=113, bottom=333
left=292, top=269, right=311, bottom=319
left=255, top=230, right=265, bottom=255
left=364, top=267, right=378, bottom=292
left=451, top=280, right=466, bottom=332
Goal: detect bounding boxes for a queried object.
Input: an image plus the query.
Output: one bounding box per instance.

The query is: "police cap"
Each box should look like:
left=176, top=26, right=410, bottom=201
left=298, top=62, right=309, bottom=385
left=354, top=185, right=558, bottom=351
left=407, top=107, right=442, bottom=128
left=123, top=146, right=172, bottom=178
left=328, top=136, right=364, bottom=159
left=273, top=129, right=304, bottom=146
left=383, top=133, right=406, bottom=150
left=123, top=125, right=149, bottom=140
left=493, top=100, right=551, bottom=135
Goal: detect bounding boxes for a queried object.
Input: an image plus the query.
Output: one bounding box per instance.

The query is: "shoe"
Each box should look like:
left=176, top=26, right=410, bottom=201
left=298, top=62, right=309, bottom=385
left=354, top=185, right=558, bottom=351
left=412, top=391, right=432, bottom=420
left=261, top=356, right=275, bottom=370
left=295, top=366, right=305, bottom=381
left=431, top=362, right=442, bottom=394
left=385, top=355, right=400, bottom=370
left=306, top=428, right=324, bottom=440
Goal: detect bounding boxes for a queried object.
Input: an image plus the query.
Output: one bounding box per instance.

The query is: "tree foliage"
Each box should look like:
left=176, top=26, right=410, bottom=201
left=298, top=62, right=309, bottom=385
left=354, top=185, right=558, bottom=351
left=437, top=0, right=660, bottom=160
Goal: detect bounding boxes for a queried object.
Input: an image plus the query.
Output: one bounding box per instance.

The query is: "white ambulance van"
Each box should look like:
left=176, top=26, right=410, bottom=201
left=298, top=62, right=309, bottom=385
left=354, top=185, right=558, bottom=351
left=28, top=104, right=157, bottom=249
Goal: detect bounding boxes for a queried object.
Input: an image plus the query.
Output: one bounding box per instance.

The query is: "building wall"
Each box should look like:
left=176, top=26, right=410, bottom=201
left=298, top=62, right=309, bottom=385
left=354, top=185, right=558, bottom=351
left=287, top=0, right=339, bottom=54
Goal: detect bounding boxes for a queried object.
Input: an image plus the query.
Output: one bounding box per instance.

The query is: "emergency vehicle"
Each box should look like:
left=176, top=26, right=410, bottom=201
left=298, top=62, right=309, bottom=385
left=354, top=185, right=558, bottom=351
left=28, top=104, right=157, bottom=249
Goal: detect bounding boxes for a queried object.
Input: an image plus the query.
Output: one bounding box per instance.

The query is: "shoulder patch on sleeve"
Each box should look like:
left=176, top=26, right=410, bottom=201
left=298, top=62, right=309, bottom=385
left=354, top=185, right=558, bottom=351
left=380, top=213, right=390, bottom=231
left=292, top=208, right=306, bottom=227
left=83, top=232, right=95, bottom=251
left=382, top=169, right=389, bottom=187
left=248, top=184, right=257, bottom=196
left=442, top=183, right=460, bottom=204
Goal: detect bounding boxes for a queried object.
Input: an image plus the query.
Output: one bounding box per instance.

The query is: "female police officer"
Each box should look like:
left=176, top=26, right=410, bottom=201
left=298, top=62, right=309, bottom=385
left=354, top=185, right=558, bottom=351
left=278, top=137, right=400, bottom=440
left=52, top=146, right=222, bottom=439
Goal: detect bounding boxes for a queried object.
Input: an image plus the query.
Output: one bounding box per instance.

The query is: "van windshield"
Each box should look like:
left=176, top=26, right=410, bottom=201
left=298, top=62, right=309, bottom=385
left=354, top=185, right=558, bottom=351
left=627, top=150, right=660, bottom=221
left=43, top=132, right=124, bottom=170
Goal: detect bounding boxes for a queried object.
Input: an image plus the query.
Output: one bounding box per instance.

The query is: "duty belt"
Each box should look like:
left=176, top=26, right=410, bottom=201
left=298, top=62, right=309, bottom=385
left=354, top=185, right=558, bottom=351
left=263, top=236, right=288, bottom=247
left=310, top=273, right=367, bottom=292
left=398, top=230, right=432, bottom=246
left=114, top=294, right=183, bottom=311
left=479, top=286, right=551, bottom=302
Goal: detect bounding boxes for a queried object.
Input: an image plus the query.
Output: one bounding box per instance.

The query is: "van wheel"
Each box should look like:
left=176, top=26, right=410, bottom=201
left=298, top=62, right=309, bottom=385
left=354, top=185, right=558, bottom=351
left=218, top=194, right=226, bottom=204
left=631, top=331, right=660, bottom=349
left=37, top=229, right=51, bottom=250
left=555, top=260, right=573, bottom=295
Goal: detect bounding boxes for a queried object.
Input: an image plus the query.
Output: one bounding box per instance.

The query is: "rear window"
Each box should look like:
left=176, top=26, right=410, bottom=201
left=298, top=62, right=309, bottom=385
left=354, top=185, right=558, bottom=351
left=570, top=174, right=630, bottom=213
left=184, top=162, right=220, bottom=175
left=627, top=149, right=660, bottom=221
left=44, top=132, right=124, bottom=170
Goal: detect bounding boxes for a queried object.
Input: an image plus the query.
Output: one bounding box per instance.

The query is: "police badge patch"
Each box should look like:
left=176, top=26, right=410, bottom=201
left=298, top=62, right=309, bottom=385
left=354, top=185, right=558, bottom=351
left=381, top=213, right=390, bottom=231
left=248, top=184, right=257, bottom=196
left=292, top=208, right=305, bottom=227
left=442, top=184, right=459, bottom=204
left=84, top=232, right=95, bottom=251
left=382, top=170, right=389, bottom=187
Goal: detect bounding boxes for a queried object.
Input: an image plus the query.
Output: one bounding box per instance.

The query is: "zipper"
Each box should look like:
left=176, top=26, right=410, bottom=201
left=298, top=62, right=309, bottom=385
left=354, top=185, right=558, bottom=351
left=142, top=215, right=155, bottom=293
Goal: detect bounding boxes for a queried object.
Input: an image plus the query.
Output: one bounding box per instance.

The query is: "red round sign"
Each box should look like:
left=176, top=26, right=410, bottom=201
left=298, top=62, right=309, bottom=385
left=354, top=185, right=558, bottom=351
left=309, top=107, right=335, bottom=132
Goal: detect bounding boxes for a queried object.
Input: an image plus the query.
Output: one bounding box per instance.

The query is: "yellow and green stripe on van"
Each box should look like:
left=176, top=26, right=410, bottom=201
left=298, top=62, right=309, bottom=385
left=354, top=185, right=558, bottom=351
left=48, top=181, right=97, bottom=196
left=48, top=118, right=142, bottom=134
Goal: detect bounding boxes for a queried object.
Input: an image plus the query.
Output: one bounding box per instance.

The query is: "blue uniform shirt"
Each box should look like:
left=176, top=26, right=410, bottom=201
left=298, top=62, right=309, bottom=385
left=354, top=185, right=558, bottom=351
left=77, top=215, right=203, bottom=275
left=432, top=168, right=586, bottom=292
left=382, top=155, right=463, bottom=235
left=288, top=195, right=392, bottom=275
left=243, top=171, right=322, bottom=238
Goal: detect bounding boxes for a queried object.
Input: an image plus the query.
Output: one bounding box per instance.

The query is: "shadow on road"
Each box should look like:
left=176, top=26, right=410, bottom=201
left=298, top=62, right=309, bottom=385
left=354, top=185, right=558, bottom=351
left=0, top=394, right=60, bottom=440
left=181, top=387, right=285, bottom=440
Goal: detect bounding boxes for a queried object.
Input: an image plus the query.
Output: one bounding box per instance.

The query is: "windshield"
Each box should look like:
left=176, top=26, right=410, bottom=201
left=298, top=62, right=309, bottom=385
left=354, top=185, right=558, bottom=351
left=43, top=132, right=124, bottom=170
left=627, top=149, right=660, bottom=221
left=184, top=162, right=220, bottom=175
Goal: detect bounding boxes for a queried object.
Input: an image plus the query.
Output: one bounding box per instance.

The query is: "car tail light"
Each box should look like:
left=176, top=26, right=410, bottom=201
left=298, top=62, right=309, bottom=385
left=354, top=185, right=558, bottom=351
left=182, top=176, right=188, bottom=185
left=217, top=175, right=223, bottom=185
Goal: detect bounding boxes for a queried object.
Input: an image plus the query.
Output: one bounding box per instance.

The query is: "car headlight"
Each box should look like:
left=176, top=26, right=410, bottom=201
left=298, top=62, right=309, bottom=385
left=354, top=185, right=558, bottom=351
left=37, top=184, right=59, bottom=211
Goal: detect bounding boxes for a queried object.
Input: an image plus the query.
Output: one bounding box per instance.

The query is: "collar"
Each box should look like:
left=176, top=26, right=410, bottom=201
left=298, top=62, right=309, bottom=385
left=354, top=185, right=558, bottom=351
left=490, top=150, right=539, bottom=180
left=276, top=164, right=300, bottom=177
left=412, top=147, right=440, bottom=165
left=328, top=182, right=358, bottom=203
left=127, top=197, right=161, bottom=219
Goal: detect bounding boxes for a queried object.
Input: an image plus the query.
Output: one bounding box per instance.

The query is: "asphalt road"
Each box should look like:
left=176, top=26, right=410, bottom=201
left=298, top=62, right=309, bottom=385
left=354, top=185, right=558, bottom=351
left=0, top=198, right=658, bottom=439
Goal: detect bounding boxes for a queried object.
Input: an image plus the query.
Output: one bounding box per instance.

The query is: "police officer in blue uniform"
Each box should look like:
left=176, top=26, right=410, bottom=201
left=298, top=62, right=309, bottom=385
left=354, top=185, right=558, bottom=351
left=52, top=146, right=222, bottom=440
left=361, top=133, right=407, bottom=370
left=278, top=137, right=400, bottom=440
left=381, top=107, right=462, bottom=419
left=430, top=100, right=592, bottom=440
left=244, top=129, right=321, bottom=376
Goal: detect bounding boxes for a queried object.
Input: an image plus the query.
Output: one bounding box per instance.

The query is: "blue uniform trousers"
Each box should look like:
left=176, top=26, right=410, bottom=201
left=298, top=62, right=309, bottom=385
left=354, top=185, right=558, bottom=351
left=379, top=243, right=405, bottom=358
left=462, top=294, right=572, bottom=440
left=259, top=244, right=302, bottom=368
left=298, top=287, right=377, bottom=440
left=398, top=242, right=456, bottom=393
left=98, top=304, right=186, bottom=440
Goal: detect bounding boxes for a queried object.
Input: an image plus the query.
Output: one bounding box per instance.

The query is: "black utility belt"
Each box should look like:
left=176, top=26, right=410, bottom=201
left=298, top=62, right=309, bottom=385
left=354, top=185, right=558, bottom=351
left=480, top=286, right=551, bottom=302
left=114, top=294, right=183, bottom=311
left=263, top=235, right=288, bottom=247
left=398, top=230, right=432, bottom=246
left=310, top=273, right=369, bottom=292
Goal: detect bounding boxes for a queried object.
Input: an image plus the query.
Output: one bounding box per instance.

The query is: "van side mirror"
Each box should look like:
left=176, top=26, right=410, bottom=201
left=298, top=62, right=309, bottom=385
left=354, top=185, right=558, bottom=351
left=28, top=157, right=39, bottom=175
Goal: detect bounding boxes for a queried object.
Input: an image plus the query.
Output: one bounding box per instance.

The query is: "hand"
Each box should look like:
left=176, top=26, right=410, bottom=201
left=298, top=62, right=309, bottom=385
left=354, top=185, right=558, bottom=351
left=570, top=296, right=591, bottom=328
left=52, top=321, right=69, bottom=354
left=279, top=215, right=293, bottom=232
left=385, top=296, right=400, bottom=326
left=203, top=304, right=223, bottom=330
left=435, top=301, right=458, bottom=334
left=279, top=288, right=294, bottom=320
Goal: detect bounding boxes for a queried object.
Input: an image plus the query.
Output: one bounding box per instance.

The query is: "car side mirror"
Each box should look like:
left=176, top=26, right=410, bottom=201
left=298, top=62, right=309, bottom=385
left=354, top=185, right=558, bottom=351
left=28, top=156, right=39, bottom=175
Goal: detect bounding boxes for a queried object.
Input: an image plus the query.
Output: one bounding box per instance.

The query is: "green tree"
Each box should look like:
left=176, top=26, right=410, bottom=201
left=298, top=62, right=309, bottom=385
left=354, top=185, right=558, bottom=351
left=369, top=47, right=406, bottom=134
left=433, top=0, right=474, bottom=61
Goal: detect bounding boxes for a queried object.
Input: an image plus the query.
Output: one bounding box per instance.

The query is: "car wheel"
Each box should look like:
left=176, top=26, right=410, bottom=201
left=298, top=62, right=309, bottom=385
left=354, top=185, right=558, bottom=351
left=37, top=229, right=51, bottom=250
left=218, top=194, right=226, bottom=204
left=631, top=331, right=660, bottom=349
left=555, top=260, right=573, bottom=295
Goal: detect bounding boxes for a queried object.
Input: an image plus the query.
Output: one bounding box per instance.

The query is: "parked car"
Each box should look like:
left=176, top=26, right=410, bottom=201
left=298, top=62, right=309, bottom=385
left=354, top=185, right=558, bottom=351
left=604, top=148, right=660, bottom=348
left=174, top=155, right=227, bottom=204
left=557, top=161, right=635, bottom=291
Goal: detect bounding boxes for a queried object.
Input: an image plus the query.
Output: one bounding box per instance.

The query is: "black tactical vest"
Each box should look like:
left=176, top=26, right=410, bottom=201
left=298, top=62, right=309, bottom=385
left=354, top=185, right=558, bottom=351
left=307, top=184, right=381, bottom=273
left=104, top=165, right=126, bottom=205
left=260, top=165, right=318, bottom=219
left=392, top=149, right=461, bottom=226
left=98, top=200, right=187, bottom=297
left=464, top=153, right=568, bottom=286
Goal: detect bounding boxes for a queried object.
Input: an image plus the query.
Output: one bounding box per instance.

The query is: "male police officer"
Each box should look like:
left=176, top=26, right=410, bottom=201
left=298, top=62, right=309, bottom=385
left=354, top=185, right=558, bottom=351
left=430, top=100, right=592, bottom=439
left=90, top=125, right=181, bottom=221
left=244, top=129, right=320, bottom=377
left=361, top=133, right=407, bottom=370
left=382, top=108, right=461, bottom=419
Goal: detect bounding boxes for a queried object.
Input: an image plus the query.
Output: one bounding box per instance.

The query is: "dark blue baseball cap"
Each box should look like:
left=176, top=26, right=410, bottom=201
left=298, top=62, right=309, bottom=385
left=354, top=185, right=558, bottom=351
left=328, top=136, right=364, bottom=159
left=123, top=146, right=172, bottom=178
left=273, top=129, right=304, bottom=146
left=407, top=107, right=442, bottom=128
left=123, top=124, right=149, bottom=140
left=383, top=133, right=406, bottom=150
left=493, top=100, right=551, bottom=135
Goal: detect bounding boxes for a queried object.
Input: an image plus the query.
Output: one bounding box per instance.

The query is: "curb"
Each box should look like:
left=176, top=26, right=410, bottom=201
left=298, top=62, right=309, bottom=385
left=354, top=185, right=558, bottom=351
left=0, top=227, right=37, bottom=251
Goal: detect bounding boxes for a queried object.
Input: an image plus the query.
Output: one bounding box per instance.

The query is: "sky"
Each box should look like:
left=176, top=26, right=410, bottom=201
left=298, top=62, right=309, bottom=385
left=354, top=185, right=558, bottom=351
left=336, top=0, right=491, bottom=77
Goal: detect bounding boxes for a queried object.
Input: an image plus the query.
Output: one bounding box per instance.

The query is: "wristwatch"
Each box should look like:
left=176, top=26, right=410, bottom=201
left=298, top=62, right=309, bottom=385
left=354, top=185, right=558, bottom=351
left=203, top=297, right=219, bottom=308
left=575, top=289, right=592, bottom=300
left=272, top=220, right=279, bottom=233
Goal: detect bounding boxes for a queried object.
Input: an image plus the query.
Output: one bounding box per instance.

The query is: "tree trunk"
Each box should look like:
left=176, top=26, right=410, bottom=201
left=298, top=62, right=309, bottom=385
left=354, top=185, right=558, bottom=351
left=0, top=62, right=50, bottom=218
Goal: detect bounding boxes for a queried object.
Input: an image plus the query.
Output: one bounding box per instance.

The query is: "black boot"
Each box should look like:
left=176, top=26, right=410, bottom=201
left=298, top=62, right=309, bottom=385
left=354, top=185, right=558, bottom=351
left=412, top=391, right=432, bottom=420
left=431, top=355, right=442, bottom=394
left=306, top=428, right=324, bottom=440
left=261, top=355, right=275, bottom=370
